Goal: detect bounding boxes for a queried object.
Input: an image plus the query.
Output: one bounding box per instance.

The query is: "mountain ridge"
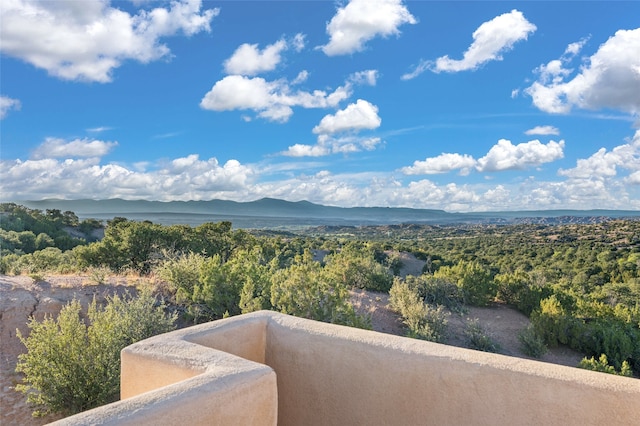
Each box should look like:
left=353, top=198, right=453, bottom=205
left=9, top=198, right=640, bottom=228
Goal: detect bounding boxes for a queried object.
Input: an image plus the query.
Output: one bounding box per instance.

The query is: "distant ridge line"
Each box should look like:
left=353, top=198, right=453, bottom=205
left=8, top=198, right=640, bottom=228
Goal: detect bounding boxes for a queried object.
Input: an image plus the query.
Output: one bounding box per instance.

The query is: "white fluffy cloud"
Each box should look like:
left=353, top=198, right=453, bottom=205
left=0, top=153, right=253, bottom=201
left=2, top=141, right=639, bottom=210
left=31, top=137, right=118, bottom=159
left=0, top=0, right=218, bottom=82
left=558, top=130, right=640, bottom=180
left=321, top=0, right=416, bottom=56
left=313, top=100, right=381, bottom=134
left=223, top=34, right=305, bottom=76
left=476, top=139, right=565, bottom=172
left=401, top=153, right=476, bottom=175
left=200, top=75, right=351, bottom=122
left=400, top=139, right=564, bottom=176
left=402, top=9, right=535, bottom=79
left=282, top=144, right=331, bottom=158
left=280, top=100, right=382, bottom=157
left=282, top=135, right=382, bottom=157
left=525, top=126, right=560, bottom=136
left=200, top=69, right=379, bottom=123
left=0, top=95, right=21, bottom=119
left=525, top=29, right=640, bottom=115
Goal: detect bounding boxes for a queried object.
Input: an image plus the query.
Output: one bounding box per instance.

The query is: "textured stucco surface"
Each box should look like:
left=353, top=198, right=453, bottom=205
left=49, top=311, right=640, bottom=426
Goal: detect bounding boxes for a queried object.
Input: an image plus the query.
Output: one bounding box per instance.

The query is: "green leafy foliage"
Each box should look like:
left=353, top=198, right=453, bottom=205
left=6, top=204, right=640, bottom=377
left=15, top=292, right=176, bottom=417
left=464, top=319, right=501, bottom=353
left=404, top=274, right=465, bottom=313
left=271, top=250, right=370, bottom=328
left=434, top=260, right=496, bottom=306
left=518, top=325, right=548, bottom=358
left=578, top=354, right=632, bottom=377
left=495, top=271, right=553, bottom=316
left=0, top=203, right=93, bottom=254
left=389, top=278, right=448, bottom=343
left=323, top=243, right=394, bottom=292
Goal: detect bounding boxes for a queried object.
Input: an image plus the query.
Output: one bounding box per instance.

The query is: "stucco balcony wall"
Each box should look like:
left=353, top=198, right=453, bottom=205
left=50, top=310, right=640, bottom=426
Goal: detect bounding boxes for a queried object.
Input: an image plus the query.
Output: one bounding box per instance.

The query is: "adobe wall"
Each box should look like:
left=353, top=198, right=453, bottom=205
left=266, top=314, right=640, bottom=425
left=49, top=311, right=640, bottom=426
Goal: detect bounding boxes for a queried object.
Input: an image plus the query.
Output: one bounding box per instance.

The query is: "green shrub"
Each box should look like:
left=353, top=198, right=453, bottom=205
left=434, top=261, right=496, bottom=307
left=15, top=291, right=176, bottom=417
left=407, top=274, right=465, bottom=313
left=578, top=354, right=633, bottom=377
left=271, top=250, right=370, bottom=329
left=323, top=245, right=394, bottom=292
left=87, top=266, right=110, bottom=285
left=518, top=324, right=548, bottom=358
left=156, top=252, right=205, bottom=304
left=530, top=295, right=575, bottom=347
left=389, top=278, right=449, bottom=343
left=464, top=319, right=500, bottom=353
left=495, top=271, right=552, bottom=316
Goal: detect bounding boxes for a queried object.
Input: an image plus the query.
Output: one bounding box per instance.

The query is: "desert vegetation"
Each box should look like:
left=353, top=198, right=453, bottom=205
left=2, top=203, right=639, bottom=417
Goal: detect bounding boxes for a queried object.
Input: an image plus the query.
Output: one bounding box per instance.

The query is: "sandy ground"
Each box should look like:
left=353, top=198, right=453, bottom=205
left=2, top=257, right=584, bottom=425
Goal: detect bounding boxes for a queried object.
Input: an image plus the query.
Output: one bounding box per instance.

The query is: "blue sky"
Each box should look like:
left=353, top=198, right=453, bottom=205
left=1, top=0, right=639, bottom=212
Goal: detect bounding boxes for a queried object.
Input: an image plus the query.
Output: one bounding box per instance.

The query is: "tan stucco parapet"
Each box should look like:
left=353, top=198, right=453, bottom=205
left=50, top=310, right=640, bottom=426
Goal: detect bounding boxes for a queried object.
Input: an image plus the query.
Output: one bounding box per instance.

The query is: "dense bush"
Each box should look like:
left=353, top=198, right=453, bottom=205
left=464, top=319, right=501, bottom=353
left=389, top=279, right=448, bottom=343
left=404, top=274, right=465, bottom=313
left=578, top=354, right=632, bottom=377
left=271, top=250, right=370, bottom=328
left=517, top=324, right=548, bottom=358
left=434, top=261, right=496, bottom=307
left=495, top=271, right=553, bottom=316
left=15, top=291, right=176, bottom=417
left=323, top=244, right=394, bottom=292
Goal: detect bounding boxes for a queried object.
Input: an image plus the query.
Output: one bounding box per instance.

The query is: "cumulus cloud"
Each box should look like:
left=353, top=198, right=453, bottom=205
left=402, top=9, right=536, bottom=79
left=2, top=135, right=639, bottom=210
left=201, top=69, right=377, bottom=122
left=223, top=34, right=305, bottom=76
left=279, top=99, right=382, bottom=158
left=281, top=135, right=382, bottom=157
left=31, top=137, right=118, bottom=159
left=558, top=130, right=640, bottom=181
left=321, top=0, right=416, bottom=56
left=282, top=144, right=331, bottom=158
left=200, top=75, right=352, bottom=122
left=401, top=153, right=476, bottom=176
left=0, top=153, right=254, bottom=201
left=0, top=95, right=21, bottom=119
left=476, top=139, right=565, bottom=172
left=525, top=29, right=640, bottom=116
left=313, top=99, right=381, bottom=134
left=0, top=0, right=218, bottom=82
left=525, top=125, right=560, bottom=136
left=400, top=138, right=564, bottom=176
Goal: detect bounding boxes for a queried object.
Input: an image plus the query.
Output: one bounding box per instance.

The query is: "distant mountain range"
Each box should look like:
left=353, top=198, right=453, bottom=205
left=12, top=198, right=640, bottom=228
